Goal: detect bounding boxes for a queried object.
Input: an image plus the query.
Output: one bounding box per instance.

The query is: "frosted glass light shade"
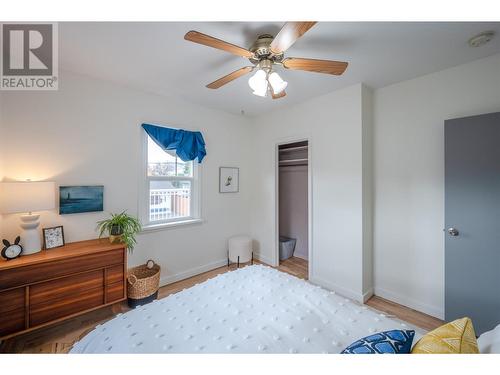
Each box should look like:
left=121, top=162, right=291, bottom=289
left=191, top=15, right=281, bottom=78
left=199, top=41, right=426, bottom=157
left=252, top=86, right=268, bottom=97
left=0, top=181, right=55, bottom=214
left=248, top=69, right=268, bottom=97
left=268, top=72, right=288, bottom=94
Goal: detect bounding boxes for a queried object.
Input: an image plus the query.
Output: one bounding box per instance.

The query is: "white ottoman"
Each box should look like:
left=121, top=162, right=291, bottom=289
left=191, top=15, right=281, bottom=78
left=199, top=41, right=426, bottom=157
left=228, top=235, right=253, bottom=268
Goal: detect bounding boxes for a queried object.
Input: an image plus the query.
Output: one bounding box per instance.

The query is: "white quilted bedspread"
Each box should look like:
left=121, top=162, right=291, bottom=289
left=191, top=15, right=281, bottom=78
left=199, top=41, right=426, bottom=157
left=71, top=265, right=424, bottom=353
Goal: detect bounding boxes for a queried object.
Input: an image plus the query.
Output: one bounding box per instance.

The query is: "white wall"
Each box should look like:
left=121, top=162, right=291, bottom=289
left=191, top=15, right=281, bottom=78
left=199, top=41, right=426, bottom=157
left=251, top=83, right=374, bottom=302
left=362, top=85, right=374, bottom=295
left=373, top=53, right=500, bottom=318
left=0, top=70, right=253, bottom=285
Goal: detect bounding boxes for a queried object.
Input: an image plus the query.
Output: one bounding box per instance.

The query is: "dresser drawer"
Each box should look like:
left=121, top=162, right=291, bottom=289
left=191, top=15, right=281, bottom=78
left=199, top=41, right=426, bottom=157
left=0, top=249, right=123, bottom=290
left=30, top=287, right=104, bottom=327
left=0, top=288, right=25, bottom=313
left=106, top=281, right=125, bottom=303
left=0, top=240, right=126, bottom=339
left=30, top=270, right=104, bottom=306
left=0, top=308, right=25, bottom=337
left=106, top=264, right=124, bottom=285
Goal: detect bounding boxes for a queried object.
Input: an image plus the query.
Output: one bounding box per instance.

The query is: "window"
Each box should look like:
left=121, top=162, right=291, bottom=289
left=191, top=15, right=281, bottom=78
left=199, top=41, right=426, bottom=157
left=141, top=134, right=200, bottom=228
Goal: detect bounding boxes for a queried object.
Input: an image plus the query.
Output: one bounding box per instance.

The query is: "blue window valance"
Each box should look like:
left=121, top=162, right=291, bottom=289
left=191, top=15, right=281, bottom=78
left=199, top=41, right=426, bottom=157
left=142, top=123, right=206, bottom=163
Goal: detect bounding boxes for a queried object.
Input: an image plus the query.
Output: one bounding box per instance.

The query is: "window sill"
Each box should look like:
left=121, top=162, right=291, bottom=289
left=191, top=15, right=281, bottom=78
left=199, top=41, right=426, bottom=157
left=140, top=218, right=204, bottom=233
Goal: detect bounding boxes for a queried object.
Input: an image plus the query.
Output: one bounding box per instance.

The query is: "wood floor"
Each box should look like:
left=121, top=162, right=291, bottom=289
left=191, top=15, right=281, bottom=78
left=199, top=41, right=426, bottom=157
left=365, top=295, right=444, bottom=332
left=278, top=256, right=309, bottom=279
left=0, top=257, right=442, bottom=353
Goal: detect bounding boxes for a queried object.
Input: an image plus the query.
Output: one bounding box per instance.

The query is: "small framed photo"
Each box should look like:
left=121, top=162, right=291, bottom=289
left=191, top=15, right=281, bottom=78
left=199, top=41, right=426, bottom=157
left=219, top=167, right=239, bottom=193
left=43, top=226, right=65, bottom=249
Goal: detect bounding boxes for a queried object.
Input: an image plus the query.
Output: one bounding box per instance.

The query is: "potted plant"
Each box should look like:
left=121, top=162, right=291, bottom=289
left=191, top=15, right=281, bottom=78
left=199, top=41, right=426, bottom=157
left=96, top=211, right=142, bottom=251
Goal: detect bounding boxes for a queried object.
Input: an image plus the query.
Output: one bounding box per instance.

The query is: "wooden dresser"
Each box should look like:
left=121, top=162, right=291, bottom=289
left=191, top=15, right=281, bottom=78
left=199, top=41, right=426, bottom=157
left=0, top=238, right=126, bottom=339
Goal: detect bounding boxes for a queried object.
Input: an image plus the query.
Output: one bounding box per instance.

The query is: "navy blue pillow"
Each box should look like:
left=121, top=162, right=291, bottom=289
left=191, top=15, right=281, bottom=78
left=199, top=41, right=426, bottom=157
left=341, top=329, right=415, bottom=354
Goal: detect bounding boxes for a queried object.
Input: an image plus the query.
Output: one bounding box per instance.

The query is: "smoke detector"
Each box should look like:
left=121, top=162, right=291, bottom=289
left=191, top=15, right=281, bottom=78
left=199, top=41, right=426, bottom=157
left=468, top=31, right=495, bottom=47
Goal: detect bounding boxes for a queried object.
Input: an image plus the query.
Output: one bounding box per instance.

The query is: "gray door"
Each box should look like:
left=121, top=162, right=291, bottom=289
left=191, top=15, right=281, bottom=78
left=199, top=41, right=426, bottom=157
left=445, top=112, right=500, bottom=335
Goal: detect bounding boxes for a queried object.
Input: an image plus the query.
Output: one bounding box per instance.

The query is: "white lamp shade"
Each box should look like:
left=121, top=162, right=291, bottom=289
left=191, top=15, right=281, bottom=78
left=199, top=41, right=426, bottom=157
left=248, top=69, right=268, bottom=97
left=0, top=181, right=55, bottom=214
left=268, top=72, right=288, bottom=94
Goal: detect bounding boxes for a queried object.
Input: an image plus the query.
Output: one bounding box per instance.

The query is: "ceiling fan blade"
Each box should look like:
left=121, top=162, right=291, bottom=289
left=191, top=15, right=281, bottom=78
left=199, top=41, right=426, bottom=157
left=282, top=57, right=348, bottom=75
left=185, top=31, right=253, bottom=58
left=206, top=67, right=253, bottom=89
left=270, top=22, right=317, bottom=54
left=272, top=91, right=287, bottom=99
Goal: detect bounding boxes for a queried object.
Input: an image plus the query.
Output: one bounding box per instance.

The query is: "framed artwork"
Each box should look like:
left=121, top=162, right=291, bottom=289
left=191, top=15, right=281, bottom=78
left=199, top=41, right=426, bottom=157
left=43, top=226, right=65, bottom=249
left=219, top=167, right=239, bottom=193
left=59, top=185, right=104, bottom=214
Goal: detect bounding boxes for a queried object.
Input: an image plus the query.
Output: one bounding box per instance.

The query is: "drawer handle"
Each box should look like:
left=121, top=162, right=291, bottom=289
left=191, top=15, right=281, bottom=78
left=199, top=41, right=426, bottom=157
left=127, top=274, right=138, bottom=286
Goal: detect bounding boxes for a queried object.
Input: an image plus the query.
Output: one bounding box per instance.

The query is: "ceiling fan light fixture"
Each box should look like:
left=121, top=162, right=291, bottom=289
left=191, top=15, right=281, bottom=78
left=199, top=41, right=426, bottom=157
left=185, top=23, right=348, bottom=99
left=268, top=71, right=288, bottom=95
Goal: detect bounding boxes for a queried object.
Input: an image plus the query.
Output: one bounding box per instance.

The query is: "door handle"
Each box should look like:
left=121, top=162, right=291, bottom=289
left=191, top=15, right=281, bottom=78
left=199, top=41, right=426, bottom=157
left=447, top=227, right=459, bottom=237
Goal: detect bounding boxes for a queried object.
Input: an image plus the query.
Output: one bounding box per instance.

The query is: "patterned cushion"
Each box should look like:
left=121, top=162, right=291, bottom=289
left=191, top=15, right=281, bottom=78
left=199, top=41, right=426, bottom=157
left=411, top=317, right=479, bottom=354
left=341, top=330, right=415, bottom=354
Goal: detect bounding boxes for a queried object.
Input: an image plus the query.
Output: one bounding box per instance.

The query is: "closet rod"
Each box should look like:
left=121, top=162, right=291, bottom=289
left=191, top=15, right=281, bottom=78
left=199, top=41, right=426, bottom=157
left=279, top=158, right=308, bottom=164
left=279, top=163, right=308, bottom=167
left=279, top=145, right=308, bottom=153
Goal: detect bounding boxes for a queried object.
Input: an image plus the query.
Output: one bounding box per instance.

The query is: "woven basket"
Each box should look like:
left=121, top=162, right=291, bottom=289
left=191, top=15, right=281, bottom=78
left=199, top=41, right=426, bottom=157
left=127, top=260, right=161, bottom=300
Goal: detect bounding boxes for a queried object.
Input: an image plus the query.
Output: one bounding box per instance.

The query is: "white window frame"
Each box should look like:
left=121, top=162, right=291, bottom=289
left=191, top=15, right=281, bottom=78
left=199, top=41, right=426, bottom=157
left=140, top=130, right=202, bottom=231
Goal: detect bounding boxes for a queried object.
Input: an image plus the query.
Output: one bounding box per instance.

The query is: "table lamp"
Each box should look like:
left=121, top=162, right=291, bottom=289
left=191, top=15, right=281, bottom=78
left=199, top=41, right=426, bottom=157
left=0, top=181, right=55, bottom=255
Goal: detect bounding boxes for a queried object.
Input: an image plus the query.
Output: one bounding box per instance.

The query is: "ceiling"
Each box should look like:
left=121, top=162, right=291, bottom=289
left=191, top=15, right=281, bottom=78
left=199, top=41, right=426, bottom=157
left=59, top=22, right=500, bottom=116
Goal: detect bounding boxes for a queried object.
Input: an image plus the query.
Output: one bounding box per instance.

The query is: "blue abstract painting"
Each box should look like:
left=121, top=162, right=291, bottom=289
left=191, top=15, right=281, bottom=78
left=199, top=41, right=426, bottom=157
left=59, top=186, right=103, bottom=214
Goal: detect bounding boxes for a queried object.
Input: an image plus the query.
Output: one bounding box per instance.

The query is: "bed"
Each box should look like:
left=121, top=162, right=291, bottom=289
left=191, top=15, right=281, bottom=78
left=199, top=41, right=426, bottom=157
left=71, top=265, right=425, bottom=353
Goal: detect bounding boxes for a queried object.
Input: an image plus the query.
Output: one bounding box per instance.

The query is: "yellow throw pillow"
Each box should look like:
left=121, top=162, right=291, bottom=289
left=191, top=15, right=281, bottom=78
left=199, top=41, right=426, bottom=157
left=412, top=317, right=479, bottom=354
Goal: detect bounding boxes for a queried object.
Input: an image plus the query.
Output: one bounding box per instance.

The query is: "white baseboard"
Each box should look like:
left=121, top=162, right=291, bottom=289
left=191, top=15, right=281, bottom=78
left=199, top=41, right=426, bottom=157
left=362, top=287, right=374, bottom=303
left=158, top=253, right=273, bottom=289
left=309, top=275, right=367, bottom=303
left=374, top=286, right=444, bottom=320
left=254, top=252, right=274, bottom=266
left=159, top=259, right=228, bottom=287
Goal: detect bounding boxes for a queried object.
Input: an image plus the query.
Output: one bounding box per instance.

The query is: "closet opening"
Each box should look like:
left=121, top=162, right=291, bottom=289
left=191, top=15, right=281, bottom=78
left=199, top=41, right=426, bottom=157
left=277, top=140, right=309, bottom=280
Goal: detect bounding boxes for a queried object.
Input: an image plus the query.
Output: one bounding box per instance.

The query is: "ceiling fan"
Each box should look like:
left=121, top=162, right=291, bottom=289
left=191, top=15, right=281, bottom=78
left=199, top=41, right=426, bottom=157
left=184, top=22, right=348, bottom=99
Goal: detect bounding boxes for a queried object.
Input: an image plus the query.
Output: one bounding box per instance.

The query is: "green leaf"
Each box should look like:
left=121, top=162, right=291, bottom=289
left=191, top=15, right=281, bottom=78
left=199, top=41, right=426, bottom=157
left=95, top=211, right=142, bottom=252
